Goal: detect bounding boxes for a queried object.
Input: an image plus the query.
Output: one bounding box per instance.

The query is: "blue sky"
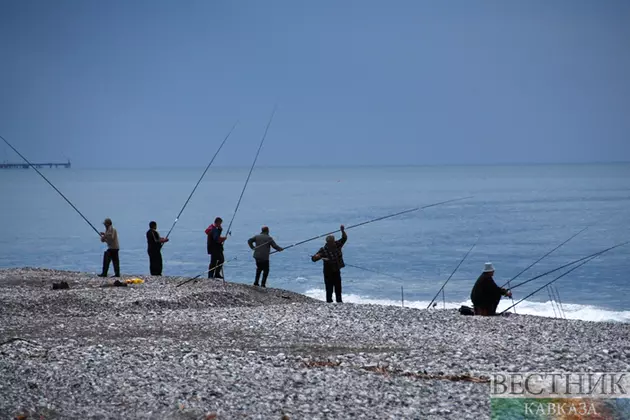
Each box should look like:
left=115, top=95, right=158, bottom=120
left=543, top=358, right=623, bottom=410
left=1, top=0, right=629, bottom=167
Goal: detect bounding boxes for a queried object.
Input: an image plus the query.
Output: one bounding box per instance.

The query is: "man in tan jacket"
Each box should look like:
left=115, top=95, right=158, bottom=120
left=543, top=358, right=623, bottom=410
left=98, top=218, right=120, bottom=277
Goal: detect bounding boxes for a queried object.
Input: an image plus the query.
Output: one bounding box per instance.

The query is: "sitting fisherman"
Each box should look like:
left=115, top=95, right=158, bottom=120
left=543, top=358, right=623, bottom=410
left=470, top=262, right=512, bottom=316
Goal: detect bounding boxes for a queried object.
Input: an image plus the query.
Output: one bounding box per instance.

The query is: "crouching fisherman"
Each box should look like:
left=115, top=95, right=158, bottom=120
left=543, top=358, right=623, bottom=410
left=311, top=225, right=347, bottom=303
left=470, top=262, right=512, bottom=315
left=147, top=221, right=169, bottom=276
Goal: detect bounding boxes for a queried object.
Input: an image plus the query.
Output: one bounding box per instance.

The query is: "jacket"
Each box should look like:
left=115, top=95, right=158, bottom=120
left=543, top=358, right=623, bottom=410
left=102, top=226, right=119, bottom=250
left=248, top=233, right=282, bottom=261
left=205, top=224, right=225, bottom=255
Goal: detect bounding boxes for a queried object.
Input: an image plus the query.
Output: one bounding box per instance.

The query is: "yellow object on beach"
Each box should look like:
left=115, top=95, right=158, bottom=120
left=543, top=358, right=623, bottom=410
left=125, top=278, right=144, bottom=284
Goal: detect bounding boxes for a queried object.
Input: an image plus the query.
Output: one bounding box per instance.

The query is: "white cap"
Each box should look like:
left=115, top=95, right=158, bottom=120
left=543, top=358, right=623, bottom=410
left=483, top=262, right=495, bottom=273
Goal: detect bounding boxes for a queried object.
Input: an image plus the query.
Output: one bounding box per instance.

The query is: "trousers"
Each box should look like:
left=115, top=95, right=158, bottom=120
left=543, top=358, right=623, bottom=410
left=254, top=259, right=270, bottom=286
left=148, top=250, right=163, bottom=276
left=324, top=269, right=342, bottom=303
left=101, top=249, right=120, bottom=277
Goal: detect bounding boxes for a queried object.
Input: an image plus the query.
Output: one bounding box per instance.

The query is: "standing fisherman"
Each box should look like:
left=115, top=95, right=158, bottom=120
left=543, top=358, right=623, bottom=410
left=470, top=262, right=512, bottom=315
left=98, top=218, right=120, bottom=278
left=311, top=225, right=347, bottom=303
left=206, top=217, right=227, bottom=279
left=147, top=221, right=169, bottom=276
left=247, top=226, right=284, bottom=287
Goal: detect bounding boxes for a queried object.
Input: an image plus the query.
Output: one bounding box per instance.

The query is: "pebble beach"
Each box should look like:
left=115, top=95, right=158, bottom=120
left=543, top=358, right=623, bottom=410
left=1, top=268, right=629, bottom=419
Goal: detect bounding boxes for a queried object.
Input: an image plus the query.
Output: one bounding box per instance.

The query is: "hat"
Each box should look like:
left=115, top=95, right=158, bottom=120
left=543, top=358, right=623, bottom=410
left=483, top=262, right=495, bottom=273
left=103, top=218, right=112, bottom=226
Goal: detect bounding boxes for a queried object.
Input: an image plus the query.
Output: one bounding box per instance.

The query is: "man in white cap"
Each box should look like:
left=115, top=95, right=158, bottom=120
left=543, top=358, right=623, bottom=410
left=470, top=262, right=512, bottom=316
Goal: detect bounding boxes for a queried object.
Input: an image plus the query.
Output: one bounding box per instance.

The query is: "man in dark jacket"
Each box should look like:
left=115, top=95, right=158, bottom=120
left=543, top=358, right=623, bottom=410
left=147, top=221, right=169, bottom=276
left=470, top=262, right=512, bottom=315
left=247, top=226, right=284, bottom=287
left=311, top=225, right=347, bottom=303
left=205, top=217, right=227, bottom=279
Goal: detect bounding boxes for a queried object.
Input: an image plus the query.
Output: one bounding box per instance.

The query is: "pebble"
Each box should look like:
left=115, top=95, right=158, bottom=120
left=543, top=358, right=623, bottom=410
left=1, top=267, right=629, bottom=420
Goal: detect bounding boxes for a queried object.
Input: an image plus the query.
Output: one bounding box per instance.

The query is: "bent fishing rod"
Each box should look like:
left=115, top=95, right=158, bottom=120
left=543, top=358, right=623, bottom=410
left=507, top=240, right=630, bottom=291
left=500, top=225, right=589, bottom=289
left=164, top=121, right=239, bottom=240
left=499, top=253, right=603, bottom=315
left=271, top=196, right=474, bottom=256
left=176, top=196, right=473, bottom=287
left=1, top=134, right=100, bottom=236
left=427, top=239, right=478, bottom=309
left=224, top=106, right=277, bottom=238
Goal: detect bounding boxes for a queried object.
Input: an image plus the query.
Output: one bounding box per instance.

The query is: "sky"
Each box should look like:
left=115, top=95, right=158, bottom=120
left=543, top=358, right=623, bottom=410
left=1, top=0, right=629, bottom=167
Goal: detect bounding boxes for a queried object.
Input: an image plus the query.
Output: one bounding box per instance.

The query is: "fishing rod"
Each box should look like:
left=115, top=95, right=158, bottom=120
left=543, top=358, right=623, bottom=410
left=224, top=106, right=277, bottom=237
left=500, top=226, right=589, bottom=288
left=509, top=240, right=629, bottom=291
left=164, top=121, right=239, bottom=240
left=0, top=134, right=100, bottom=236
left=427, top=239, right=478, bottom=309
left=270, top=196, right=474, bottom=256
left=500, top=254, right=600, bottom=315
left=176, top=196, right=473, bottom=287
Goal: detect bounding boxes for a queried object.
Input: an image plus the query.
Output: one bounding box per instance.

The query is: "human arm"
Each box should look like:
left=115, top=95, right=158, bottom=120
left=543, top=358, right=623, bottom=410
left=271, top=239, right=283, bottom=252
left=336, top=225, right=347, bottom=248
left=247, top=236, right=256, bottom=250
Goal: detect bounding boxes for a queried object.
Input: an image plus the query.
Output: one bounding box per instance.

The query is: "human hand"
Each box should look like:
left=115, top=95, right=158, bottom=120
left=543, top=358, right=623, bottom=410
left=340, top=225, right=345, bottom=231
left=506, top=290, right=512, bottom=298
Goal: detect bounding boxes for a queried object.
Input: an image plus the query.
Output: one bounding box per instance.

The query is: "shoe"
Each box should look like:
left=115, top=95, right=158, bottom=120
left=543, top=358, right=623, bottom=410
left=253, top=283, right=259, bottom=287
left=112, top=274, right=121, bottom=278
left=261, top=284, right=266, bottom=288
left=98, top=274, right=107, bottom=278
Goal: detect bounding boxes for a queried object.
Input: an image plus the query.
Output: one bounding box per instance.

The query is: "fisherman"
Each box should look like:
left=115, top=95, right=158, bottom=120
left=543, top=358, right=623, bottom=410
left=147, top=221, right=169, bottom=276
left=98, top=218, right=120, bottom=278
left=247, top=226, right=284, bottom=287
left=205, top=217, right=227, bottom=279
left=470, top=262, right=512, bottom=316
left=311, top=225, right=347, bottom=303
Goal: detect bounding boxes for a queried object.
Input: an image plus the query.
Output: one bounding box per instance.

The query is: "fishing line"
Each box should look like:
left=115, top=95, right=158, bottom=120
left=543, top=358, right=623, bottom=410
left=553, top=285, right=567, bottom=319
left=0, top=134, right=100, bottom=236
left=164, top=121, right=239, bottom=240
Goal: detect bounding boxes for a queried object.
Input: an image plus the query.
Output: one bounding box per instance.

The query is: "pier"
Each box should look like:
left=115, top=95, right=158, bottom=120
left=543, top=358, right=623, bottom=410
left=0, top=160, right=71, bottom=169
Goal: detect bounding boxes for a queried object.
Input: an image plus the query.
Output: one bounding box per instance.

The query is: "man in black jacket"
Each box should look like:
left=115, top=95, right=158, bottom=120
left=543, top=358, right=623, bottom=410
left=205, top=217, right=227, bottom=279
left=470, top=262, right=512, bottom=316
left=311, top=225, right=347, bottom=303
left=147, top=221, right=169, bottom=276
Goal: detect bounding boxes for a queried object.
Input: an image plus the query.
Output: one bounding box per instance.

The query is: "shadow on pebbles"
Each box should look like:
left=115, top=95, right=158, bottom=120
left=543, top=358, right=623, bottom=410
left=0, top=268, right=628, bottom=419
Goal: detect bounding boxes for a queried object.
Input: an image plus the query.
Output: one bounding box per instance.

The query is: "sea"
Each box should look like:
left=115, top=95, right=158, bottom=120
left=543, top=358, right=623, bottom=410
left=1, top=164, right=629, bottom=322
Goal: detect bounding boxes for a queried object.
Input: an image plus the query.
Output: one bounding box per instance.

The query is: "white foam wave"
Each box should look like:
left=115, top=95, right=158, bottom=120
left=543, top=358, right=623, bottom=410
left=303, top=289, right=630, bottom=323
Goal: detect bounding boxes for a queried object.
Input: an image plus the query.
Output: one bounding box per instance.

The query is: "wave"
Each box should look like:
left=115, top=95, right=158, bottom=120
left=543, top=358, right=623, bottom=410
left=303, top=289, right=630, bottom=323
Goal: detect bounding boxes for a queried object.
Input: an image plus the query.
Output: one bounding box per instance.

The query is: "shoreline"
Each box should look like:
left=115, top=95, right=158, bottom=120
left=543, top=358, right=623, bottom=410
left=1, top=268, right=629, bottom=419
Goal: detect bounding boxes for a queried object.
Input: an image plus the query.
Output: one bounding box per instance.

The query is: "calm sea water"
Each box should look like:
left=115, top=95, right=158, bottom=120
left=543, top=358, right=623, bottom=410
left=1, top=164, right=629, bottom=321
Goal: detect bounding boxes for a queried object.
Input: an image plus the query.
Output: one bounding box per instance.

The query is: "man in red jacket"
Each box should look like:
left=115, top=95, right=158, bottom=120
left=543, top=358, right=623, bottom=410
left=206, top=217, right=227, bottom=279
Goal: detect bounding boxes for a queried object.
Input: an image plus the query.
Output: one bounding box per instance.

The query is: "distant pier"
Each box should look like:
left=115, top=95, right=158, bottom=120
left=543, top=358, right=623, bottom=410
left=0, top=160, right=71, bottom=169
